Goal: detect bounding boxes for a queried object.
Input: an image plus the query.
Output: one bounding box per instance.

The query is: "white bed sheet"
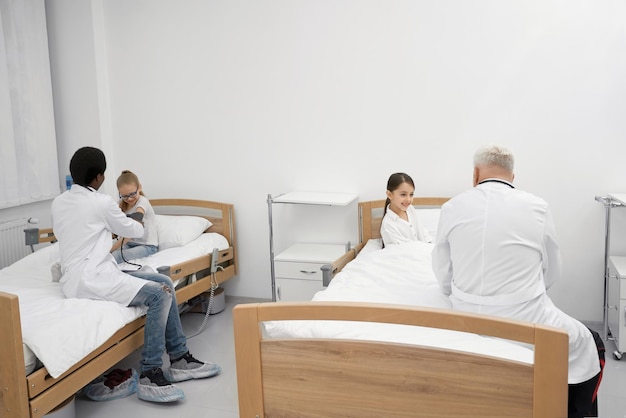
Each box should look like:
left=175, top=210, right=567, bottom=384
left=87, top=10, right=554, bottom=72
left=264, top=240, right=534, bottom=364
left=0, top=232, right=229, bottom=379
left=117, top=232, right=230, bottom=281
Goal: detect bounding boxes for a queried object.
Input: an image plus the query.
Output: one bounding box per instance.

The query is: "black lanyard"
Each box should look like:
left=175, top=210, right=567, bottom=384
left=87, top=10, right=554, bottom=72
left=478, top=179, right=514, bottom=189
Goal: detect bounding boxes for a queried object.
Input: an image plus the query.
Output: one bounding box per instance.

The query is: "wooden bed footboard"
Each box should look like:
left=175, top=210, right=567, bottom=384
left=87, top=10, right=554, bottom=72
left=0, top=291, right=29, bottom=417
left=0, top=291, right=146, bottom=418
left=233, top=302, right=568, bottom=418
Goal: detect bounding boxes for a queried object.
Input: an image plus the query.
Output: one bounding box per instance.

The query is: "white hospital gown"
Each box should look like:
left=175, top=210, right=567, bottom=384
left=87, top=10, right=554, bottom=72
left=380, top=205, right=432, bottom=246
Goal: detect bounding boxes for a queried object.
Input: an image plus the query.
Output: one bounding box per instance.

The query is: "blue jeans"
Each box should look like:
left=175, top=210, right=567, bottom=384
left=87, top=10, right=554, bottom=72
left=112, top=242, right=158, bottom=264
left=127, top=271, right=188, bottom=372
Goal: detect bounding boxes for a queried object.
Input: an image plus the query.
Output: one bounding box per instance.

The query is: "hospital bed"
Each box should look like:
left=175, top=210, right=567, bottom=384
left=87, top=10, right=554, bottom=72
left=234, top=198, right=568, bottom=417
left=0, top=198, right=236, bottom=418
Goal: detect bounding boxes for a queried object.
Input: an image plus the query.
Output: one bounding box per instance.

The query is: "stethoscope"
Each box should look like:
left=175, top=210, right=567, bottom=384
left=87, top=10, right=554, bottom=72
left=477, top=179, right=514, bottom=189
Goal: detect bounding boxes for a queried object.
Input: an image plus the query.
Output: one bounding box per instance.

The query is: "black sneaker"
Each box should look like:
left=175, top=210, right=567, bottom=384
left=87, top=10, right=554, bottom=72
left=137, top=368, right=184, bottom=402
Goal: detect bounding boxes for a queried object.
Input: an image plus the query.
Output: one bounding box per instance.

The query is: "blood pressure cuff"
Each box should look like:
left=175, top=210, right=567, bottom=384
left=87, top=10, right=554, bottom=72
left=127, top=212, right=144, bottom=222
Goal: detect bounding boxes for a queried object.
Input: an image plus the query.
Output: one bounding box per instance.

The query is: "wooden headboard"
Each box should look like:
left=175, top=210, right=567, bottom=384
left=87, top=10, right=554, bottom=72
left=359, top=197, right=449, bottom=243
left=37, top=198, right=237, bottom=249
left=150, top=198, right=236, bottom=247
left=233, top=302, right=568, bottom=417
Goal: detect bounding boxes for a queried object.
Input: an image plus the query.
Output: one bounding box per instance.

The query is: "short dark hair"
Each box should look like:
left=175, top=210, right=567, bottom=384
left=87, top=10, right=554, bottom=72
left=69, top=147, right=106, bottom=186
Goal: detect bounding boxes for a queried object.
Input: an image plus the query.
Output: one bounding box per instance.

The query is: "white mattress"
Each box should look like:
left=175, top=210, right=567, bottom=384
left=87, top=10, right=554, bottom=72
left=0, top=232, right=229, bottom=378
left=264, top=240, right=534, bottom=364
left=117, top=232, right=230, bottom=282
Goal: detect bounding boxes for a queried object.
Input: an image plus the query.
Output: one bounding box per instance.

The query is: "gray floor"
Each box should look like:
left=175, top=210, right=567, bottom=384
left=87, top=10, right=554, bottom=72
left=73, top=301, right=626, bottom=418
left=74, top=300, right=242, bottom=418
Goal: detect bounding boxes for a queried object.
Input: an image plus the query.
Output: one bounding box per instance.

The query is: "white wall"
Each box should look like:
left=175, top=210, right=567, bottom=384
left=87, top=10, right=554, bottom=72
left=43, top=0, right=626, bottom=322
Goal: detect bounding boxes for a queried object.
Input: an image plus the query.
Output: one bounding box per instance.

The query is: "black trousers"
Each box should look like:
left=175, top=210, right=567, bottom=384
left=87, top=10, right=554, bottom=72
left=568, top=328, right=605, bottom=418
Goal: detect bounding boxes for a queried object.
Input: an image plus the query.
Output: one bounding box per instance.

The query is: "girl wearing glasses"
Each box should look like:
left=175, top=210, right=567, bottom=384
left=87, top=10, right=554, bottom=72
left=111, top=170, right=158, bottom=264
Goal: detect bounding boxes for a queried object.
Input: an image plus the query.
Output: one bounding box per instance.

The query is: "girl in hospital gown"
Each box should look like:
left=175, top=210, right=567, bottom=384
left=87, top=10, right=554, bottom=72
left=380, top=172, right=432, bottom=247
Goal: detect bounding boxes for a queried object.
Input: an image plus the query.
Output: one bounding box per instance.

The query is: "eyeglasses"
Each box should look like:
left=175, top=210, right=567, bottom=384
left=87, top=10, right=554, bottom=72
left=119, top=189, right=138, bottom=200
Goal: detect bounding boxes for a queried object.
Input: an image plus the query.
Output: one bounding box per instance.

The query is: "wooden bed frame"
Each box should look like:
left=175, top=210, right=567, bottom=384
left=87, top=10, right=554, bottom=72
left=0, top=198, right=237, bottom=418
left=233, top=302, right=569, bottom=417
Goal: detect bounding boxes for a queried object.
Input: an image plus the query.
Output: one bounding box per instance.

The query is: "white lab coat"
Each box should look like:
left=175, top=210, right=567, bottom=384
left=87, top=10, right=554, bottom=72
left=51, top=185, right=147, bottom=306
left=380, top=205, right=432, bottom=246
left=432, top=180, right=600, bottom=384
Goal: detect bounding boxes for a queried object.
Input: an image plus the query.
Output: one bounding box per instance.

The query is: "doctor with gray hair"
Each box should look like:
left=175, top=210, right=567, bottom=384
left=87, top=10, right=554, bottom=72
left=432, top=144, right=603, bottom=418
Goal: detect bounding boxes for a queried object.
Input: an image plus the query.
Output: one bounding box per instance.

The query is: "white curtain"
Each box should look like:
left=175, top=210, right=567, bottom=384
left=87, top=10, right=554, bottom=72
left=0, top=0, right=59, bottom=209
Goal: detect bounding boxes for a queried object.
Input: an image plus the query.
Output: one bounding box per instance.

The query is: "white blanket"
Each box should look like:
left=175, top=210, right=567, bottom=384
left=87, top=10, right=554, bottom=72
left=264, top=240, right=534, bottom=364
left=0, top=232, right=230, bottom=379
left=1, top=244, right=145, bottom=378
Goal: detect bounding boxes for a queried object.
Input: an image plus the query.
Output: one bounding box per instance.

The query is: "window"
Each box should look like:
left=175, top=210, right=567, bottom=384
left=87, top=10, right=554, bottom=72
left=0, top=0, right=59, bottom=209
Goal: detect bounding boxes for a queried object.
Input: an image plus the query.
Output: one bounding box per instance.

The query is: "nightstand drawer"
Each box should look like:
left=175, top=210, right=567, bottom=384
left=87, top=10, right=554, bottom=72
left=275, top=261, right=325, bottom=281
left=276, top=278, right=324, bottom=302
left=609, top=256, right=626, bottom=299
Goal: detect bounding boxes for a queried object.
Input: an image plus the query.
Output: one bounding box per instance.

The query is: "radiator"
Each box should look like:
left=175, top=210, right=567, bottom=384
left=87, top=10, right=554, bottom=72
left=0, top=218, right=32, bottom=269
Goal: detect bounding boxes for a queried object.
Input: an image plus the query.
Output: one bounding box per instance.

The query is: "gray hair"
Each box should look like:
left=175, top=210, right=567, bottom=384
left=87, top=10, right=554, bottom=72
left=473, top=145, right=514, bottom=172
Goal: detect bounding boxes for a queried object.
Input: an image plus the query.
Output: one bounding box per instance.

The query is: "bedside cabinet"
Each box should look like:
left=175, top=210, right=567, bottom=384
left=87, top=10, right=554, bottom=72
left=608, top=256, right=626, bottom=358
left=267, top=191, right=358, bottom=302
left=274, top=243, right=349, bottom=302
left=597, top=193, right=626, bottom=360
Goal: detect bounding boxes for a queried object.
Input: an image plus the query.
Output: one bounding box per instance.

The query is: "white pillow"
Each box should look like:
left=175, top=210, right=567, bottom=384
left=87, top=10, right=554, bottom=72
left=155, top=215, right=212, bottom=250
left=415, top=208, right=441, bottom=238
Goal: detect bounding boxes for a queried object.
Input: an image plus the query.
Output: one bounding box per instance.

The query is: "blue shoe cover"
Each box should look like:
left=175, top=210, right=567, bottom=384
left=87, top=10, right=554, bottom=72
left=165, top=353, right=222, bottom=382
left=165, top=362, right=221, bottom=382
left=84, top=369, right=138, bottom=401
left=137, top=379, right=185, bottom=403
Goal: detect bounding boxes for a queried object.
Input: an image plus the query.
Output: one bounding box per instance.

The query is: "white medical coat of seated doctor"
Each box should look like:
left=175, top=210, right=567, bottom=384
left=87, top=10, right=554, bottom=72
left=52, top=184, right=148, bottom=306
left=432, top=180, right=600, bottom=384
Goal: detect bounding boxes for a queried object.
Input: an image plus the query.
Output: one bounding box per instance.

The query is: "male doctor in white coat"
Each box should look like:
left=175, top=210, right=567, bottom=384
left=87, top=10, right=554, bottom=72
left=52, top=147, right=220, bottom=403
left=432, top=145, right=603, bottom=418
